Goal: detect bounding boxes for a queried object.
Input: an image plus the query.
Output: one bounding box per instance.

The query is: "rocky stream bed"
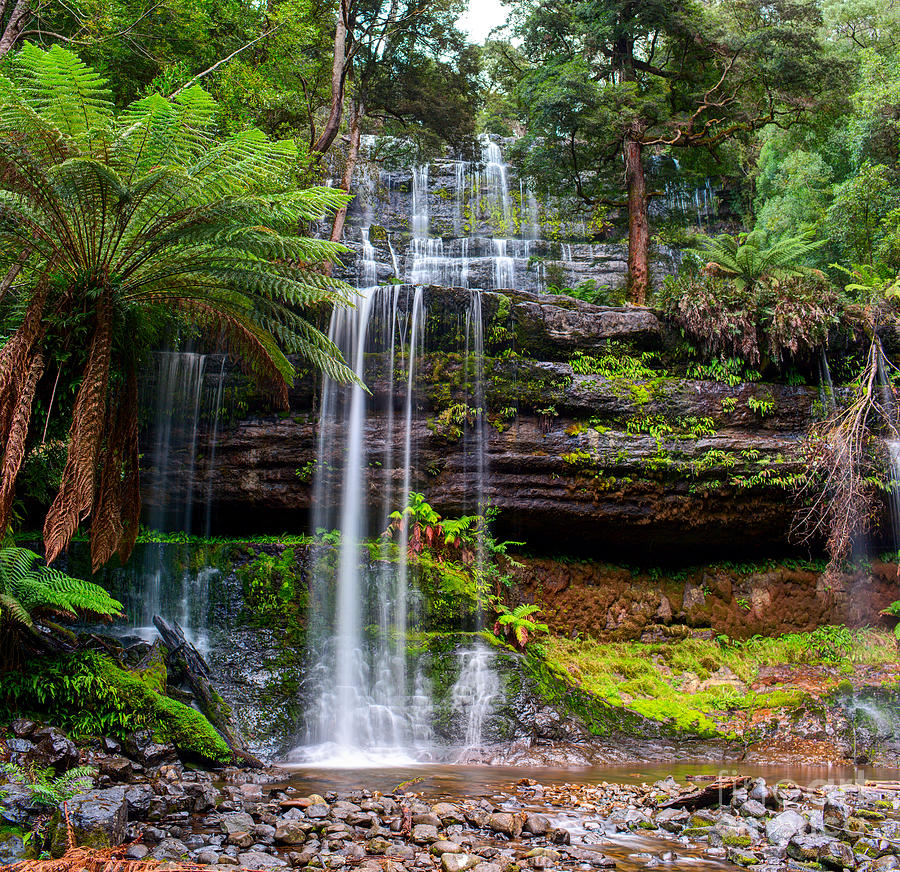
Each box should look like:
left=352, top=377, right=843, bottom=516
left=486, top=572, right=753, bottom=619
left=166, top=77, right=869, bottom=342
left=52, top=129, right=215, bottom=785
left=4, top=717, right=900, bottom=872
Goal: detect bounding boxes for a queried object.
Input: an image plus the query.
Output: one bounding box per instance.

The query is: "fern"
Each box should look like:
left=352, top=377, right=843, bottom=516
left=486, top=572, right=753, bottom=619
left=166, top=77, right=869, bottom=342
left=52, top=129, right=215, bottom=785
left=0, top=44, right=361, bottom=566
left=0, top=762, right=95, bottom=806
left=0, top=546, right=122, bottom=629
left=701, top=230, right=826, bottom=289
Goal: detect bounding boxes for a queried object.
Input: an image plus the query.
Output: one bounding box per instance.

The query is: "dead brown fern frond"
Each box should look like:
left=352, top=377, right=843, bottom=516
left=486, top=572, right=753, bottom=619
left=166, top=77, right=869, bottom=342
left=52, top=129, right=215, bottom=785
left=793, top=338, right=899, bottom=577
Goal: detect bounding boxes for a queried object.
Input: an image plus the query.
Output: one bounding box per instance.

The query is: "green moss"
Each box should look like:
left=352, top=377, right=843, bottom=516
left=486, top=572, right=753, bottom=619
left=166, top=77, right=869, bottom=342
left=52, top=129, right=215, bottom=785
left=93, top=657, right=233, bottom=763
left=723, top=835, right=753, bottom=848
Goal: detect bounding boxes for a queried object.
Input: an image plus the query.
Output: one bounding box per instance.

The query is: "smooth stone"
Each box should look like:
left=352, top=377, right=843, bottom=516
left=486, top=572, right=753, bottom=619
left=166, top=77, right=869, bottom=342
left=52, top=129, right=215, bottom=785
left=221, top=812, right=256, bottom=834
left=489, top=814, right=522, bottom=839
left=432, top=841, right=464, bottom=856
left=414, top=813, right=443, bottom=828
left=523, top=815, right=551, bottom=836
left=433, top=804, right=464, bottom=825
left=151, top=838, right=190, bottom=861
left=739, top=800, right=767, bottom=819
left=307, top=803, right=331, bottom=819
left=126, top=845, right=150, bottom=860
left=196, top=849, right=220, bottom=864
left=238, top=851, right=288, bottom=868
left=276, top=821, right=310, bottom=844
left=442, top=853, right=480, bottom=872
left=412, top=824, right=440, bottom=844
left=525, top=849, right=561, bottom=861
left=766, top=810, right=808, bottom=846
left=367, top=837, right=392, bottom=854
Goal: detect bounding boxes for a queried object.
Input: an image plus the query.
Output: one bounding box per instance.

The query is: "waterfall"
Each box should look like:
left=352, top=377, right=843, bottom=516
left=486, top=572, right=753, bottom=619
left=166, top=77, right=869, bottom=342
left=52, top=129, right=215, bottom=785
left=359, top=226, right=378, bottom=287
left=300, top=285, right=430, bottom=764
left=450, top=647, right=500, bottom=752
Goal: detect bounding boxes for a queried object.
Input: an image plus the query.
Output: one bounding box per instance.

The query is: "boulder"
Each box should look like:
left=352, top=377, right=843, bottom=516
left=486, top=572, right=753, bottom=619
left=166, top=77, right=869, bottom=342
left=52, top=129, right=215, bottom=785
left=221, top=812, right=256, bottom=834
left=431, top=841, right=463, bottom=856
left=739, top=800, right=767, bottom=819
left=10, top=719, right=37, bottom=738
left=27, top=727, right=78, bottom=773
left=787, top=834, right=834, bottom=862
left=820, top=839, right=857, bottom=870
left=0, top=834, right=27, bottom=864
left=275, top=820, right=310, bottom=844
left=151, top=838, right=190, bottom=861
left=433, top=803, right=464, bottom=825
left=412, top=823, right=440, bottom=844
left=123, top=730, right=177, bottom=765
left=52, top=787, right=127, bottom=856
left=123, top=784, right=154, bottom=817
left=766, top=810, right=808, bottom=846
left=238, top=850, right=288, bottom=868
left=97, top=756, right=133, bottom=782
left=441, top=853, right=480, bottom=872
left=488, top=813, right=522, bottom=838
left=523, top=814, right=552, bottom=836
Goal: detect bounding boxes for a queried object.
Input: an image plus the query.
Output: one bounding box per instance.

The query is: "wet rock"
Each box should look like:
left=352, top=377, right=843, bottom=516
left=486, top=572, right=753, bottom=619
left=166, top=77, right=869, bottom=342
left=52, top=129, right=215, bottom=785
left=331, top=801, right=362, bottom=820
left=412, top=824, right=440, bottom=844
left=525, top=849, right=561, bottom=861
left=97, top=756, right=133, bottom=782
left=873, top=857, right=900, bottom=871
left=739, top=800, right=767, bottom=819
left=195, top=849, right=220, bottom=864
left=727, top=847, right=759, bottom=867
left=142, top=826, right=166, bottom=843
left=471, top=863, right=502, bottom=872
left=253, top=823, right=276, bottom=844
left=53, top=786, right=127, bottom=855
left=124, top=730, right=177, bottom=765
left=441, top=853, right=480, bottom=872
left=385, top=844, right=416, bottom=860
left=187, top=782, right=220, bottom=812
left=367, top=837, right=392, bottom=854
left=125, top=844, right=149, bottom=860
left=307, top=802, right=331, bottom=819
left=433, top=803, right=464, bottom=825
left=432, top=841, right=464, bottom=856
left=151, top=838, right=190, bottom=861
left=0, top=834, right=26, bottom=864
left=551, top=829, right=571, bottom=846
left=288, top=850, right=314, bottom=867
left=820, top=840, right=858, bottom=869
left=27, top=726, right=79, bottom=772
left=11, top=718, right=37, bottom=738
left=523, top=814, right=551, bottom=836
left=414, top=813, right=443, bottom=828
left=227, top=831, right=254, bottom=848
left=488, top=813, right=522, bottom=839
left=276, top=820, right=310, bottom=844
left=221, top=812, right=256, bottom=834
left=787, top=833, right=834, bottom=862
left=766, top=809, right=809, bottom=845
left=826, top=796, right=852, bottom=834
left=239, top=850, right=288, bottom=868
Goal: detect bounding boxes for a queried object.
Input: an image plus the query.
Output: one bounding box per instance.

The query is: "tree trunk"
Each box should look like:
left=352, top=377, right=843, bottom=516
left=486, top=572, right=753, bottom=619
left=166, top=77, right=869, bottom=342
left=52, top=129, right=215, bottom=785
left=624, top=134, right=650, bottom=305
left=153, top=615, right=265, bottom=768
left=330, top=100, right=363, bottom=244
left=311, top=0, right=351, bottom=158
left=0, top=0, right=30, bottom=57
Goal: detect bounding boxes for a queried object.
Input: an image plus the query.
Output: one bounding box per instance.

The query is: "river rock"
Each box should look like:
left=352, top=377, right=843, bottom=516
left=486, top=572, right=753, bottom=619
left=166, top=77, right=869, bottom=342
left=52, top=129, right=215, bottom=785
left=227, top=831, right=254, bottom=848
left=124, top=730, right=177, bottom=765
left=727, top=847, right=760, bottom=867
left=766, top=809, right=808, bottom=845
left=739, top=800, right=767, bottom=819
left=523, top=814, right=552, bottom=836
left=471, top=863, right=502, bottom=872
left=97, top=756, right=133, bottom=782
left=433, top=803, right=464, bottom=824
left=123, top=782, right=153, bottom=817
left=307, top=802, right=331, bottom=819
left=195, top=848, right=220, bottom=864
left=431, top=840, right=464, bottom=855
left=873, top=856, right=900, bottom=871
left=27, top=726, right=79, bottom=772
left=412, top=823, right=440, bottom=844
left=826, top=796, right=851, bottom=834
left=820, top=839, right=857, bottom=869
left=239, top=850, right=288, bottom=867
left=488, top=813, right=522, bottom=838
left=414, top=812, right=443, bottom=828
left=125, top=844, right=149, bottom=860
left=276, top=820, right=310, bottom=844
left=441, top=853, right=480, bottom=872
left=787, top=833, right=834, bottom=862
left=331, top=801, right=362, bottom=819
left=367, top=837, right=392, bottom=853
left=221, top=812, right=256, bottom=834
left=151, top=838, right=190, bottom=861
left=52, top=786, right=127, bottom=855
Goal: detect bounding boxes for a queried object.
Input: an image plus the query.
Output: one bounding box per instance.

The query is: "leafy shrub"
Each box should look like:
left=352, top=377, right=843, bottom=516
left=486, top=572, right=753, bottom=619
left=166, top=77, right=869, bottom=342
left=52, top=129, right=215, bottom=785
left=658, top=271, right=843, bottom=365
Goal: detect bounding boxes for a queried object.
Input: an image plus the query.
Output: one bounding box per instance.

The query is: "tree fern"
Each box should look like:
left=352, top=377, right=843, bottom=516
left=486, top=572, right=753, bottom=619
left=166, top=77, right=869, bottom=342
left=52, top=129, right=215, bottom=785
left=0, top=546, right=123, bottom=628
left=0, top=44, right=360, bottom=568
left=701, top=230, right=826, bottom=290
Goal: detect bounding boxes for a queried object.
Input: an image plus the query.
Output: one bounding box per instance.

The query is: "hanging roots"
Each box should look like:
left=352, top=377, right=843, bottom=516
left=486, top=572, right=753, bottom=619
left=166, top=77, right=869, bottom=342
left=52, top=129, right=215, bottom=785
left=793, top=338, right=900, bottom=578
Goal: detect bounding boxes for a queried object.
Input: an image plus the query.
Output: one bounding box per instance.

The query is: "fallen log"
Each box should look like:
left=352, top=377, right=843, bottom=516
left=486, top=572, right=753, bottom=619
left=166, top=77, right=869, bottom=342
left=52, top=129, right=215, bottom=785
left=659, top=776, right=750, bottom=810
left=153, top=615, right=264, bottom=769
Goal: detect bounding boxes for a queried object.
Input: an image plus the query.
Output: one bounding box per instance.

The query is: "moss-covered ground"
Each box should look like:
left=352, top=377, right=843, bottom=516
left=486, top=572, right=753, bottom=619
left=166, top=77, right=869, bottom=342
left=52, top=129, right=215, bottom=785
left=534, top=629, right=898, bottom=738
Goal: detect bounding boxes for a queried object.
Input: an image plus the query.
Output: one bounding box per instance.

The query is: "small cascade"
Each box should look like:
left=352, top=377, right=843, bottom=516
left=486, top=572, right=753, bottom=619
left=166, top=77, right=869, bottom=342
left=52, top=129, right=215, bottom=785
left=450, top=647, right=500, bottom=751
left=818, top=348, right=836, bottom=415
left=358, top=227, right=378, bottom=287
left=492, top=239, right=515, bottom=289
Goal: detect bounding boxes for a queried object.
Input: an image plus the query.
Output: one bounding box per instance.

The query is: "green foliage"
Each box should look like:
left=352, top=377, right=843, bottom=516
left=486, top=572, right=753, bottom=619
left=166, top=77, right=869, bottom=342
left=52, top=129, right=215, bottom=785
left=0, top=548, right=122, bottom=662
left=0, top=763, right=95, bottom=807
left=492, top=603, right=548, bottom=650
left=0, top=651, right=233, bottom=762
left=700, top=230, right=826, bottom=290
left=747, top=394, right=776, bottom=417
left=880, top=600, right=900, bottom=639
left=545, top=279, right=624, bottom=306
left=238, top=547, right=305, bottom=628
left=570, top=350, right=661, bottom=379
left=686, top=357, right=761, bottom=387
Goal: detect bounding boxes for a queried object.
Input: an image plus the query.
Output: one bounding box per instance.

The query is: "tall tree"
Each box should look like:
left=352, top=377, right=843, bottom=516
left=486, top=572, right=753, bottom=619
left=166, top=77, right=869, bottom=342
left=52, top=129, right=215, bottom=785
left=510, top=0, right=844, bottom=303
left=0, top=44, right=356, bottom=567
